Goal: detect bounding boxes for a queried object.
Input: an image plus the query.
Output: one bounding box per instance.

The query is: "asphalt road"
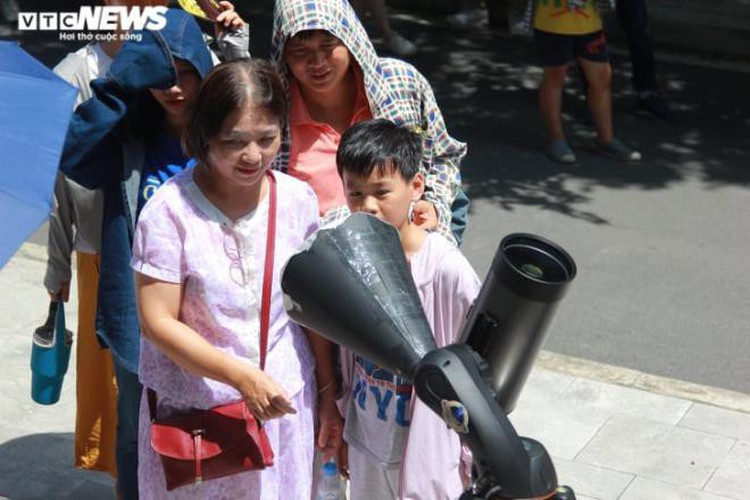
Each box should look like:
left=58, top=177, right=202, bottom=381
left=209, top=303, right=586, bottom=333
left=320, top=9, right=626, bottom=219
left=8, top=4, right=750, bottom=394
left=399, top=19, right=750, bottom=395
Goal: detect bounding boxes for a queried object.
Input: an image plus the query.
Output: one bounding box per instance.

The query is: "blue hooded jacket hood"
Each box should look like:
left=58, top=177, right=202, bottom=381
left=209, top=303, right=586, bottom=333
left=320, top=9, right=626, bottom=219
left=155, top=9, right=213, bottom=80
left=142, top=7, right=213, bottom=80
left=102, top=7, right=213, bottom=95
left=62, top=8, right=213, bottom=176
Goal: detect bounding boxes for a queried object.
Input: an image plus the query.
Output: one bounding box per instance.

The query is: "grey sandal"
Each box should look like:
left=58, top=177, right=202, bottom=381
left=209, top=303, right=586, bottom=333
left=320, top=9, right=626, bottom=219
left=545, top=139, right=577, bottom=164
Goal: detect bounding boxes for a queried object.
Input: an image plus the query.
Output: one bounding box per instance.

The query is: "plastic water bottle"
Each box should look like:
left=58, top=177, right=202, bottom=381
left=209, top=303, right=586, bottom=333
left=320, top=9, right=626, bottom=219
left=316, top=460, right=345, bottom=500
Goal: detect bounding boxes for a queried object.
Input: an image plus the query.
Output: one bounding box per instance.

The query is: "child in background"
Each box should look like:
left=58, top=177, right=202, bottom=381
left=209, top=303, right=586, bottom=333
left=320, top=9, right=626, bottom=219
left=532, top=0, right=641, bottom=163
left=335, top=119, right=480, bottom=499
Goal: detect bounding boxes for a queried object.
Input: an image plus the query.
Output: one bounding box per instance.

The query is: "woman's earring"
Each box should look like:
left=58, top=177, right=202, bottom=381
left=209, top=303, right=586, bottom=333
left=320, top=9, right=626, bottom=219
left=407, top=200, right=416, bottom=223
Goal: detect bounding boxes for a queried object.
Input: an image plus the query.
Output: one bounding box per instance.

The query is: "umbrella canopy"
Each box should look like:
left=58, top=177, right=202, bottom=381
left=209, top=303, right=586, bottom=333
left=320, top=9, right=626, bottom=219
left=0, top=41, right=77, bottom=268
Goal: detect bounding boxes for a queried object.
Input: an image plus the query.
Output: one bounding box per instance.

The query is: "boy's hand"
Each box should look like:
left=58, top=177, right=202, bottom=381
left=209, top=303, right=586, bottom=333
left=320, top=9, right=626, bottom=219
left=412, top=200, right=438, bottom=230
left=338, top=441, right=350, bottom=480
left=317, top=397, right=344, bottom=461
left=214, top=1, right=245, bottom=32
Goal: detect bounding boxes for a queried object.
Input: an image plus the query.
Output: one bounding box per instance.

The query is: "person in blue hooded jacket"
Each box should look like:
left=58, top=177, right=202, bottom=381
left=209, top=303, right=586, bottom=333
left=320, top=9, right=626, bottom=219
left=58, top=6, right=247, bottom=498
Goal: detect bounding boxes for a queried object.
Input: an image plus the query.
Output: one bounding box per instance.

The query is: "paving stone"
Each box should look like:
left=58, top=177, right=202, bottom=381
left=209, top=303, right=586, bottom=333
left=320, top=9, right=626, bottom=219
left=0, top=430, right=114, bottom=498
left=510, top=389, right=611, bottom=460
left=0, top=379, right=31, bottom=420
left=562, top=378, right=693, bottom=425
left=577, top=415, right=735, bottom=489
left=553, top=456, right=634, bottom=499
left=620, top=477, right=735, bottom=500
left=509, top=367, right=612, bottom=460
left=704, top=440, right=750, bottom=499
left=0, top=466, right=112, bottom=499
left=523, top=366, right=578, bottom=398
left=679, top=403, right=750, bottom=441
left=15, top=404, right=77, bottom=435
left=64, top=479, right=117, bottom=500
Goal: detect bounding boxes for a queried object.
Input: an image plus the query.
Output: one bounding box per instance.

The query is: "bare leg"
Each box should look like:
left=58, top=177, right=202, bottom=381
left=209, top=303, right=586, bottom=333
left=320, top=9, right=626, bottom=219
left=539, top=66, right=568, bottom=141
left=578, top=57, right=614, bottom=144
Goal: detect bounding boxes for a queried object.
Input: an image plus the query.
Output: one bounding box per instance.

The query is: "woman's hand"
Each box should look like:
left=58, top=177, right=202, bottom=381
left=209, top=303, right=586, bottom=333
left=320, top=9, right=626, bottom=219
left=317, top=396, right=343, bottom=461
left=235, top=365, right=296, bottom=421
left=412, top=200, right=438, bottom=230
left=214, top=1, right=245, bottom=32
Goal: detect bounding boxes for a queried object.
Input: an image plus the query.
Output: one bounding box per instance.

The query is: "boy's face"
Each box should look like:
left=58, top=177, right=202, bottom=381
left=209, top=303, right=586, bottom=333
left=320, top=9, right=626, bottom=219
left=283, top=30, right=352, bottom=96
left=343, top=165, right=424, bottom=231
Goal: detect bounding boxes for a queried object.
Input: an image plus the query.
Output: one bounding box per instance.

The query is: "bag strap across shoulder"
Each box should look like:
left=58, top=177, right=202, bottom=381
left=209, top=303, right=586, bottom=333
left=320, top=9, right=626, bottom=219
left=148, top=171, right=277, bottom=419
left=260, top=170, right=276, bottom=371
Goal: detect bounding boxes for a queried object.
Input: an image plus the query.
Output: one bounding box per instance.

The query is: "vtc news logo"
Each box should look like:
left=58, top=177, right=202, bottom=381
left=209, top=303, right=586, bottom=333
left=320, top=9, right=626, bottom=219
left=17, top=6, right=168, bottom=31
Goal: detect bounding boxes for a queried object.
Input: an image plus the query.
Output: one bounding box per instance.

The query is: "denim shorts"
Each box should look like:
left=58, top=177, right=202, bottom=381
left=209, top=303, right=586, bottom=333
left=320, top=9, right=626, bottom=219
left=534, top=29, right=609, bottom=67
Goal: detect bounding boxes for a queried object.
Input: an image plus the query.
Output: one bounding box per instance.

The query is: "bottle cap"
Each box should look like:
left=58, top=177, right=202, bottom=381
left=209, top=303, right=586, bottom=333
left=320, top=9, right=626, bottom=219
left=322, top=461, right=338, bottom=476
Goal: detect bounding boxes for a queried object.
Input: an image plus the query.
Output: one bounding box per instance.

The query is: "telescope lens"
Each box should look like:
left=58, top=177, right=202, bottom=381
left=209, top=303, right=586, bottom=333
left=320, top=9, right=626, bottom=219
left=463, top=233, right=577, bottom=413
left=520, top=263, right=544, bottom=280
left=502, top=238, right=575, bottom=284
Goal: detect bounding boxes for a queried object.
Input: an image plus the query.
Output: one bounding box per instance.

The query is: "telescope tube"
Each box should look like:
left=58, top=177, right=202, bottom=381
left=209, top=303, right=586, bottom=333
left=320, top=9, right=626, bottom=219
left=460, top=233, right=576, bottom=413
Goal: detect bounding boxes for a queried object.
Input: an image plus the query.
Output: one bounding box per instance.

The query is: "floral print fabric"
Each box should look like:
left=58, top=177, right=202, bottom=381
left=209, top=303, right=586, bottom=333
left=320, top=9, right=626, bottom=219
left=131, top=168, right=320, bottom=499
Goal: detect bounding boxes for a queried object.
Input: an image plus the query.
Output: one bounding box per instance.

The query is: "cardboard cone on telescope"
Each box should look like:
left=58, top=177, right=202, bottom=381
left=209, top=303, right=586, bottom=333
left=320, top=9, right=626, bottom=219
left=281, top=213, right=437, bottom=379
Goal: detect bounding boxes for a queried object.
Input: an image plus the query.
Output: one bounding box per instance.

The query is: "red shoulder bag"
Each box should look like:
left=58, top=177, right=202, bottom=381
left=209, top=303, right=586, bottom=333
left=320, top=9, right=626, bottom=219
left=148, top=171, right=278, bottom=491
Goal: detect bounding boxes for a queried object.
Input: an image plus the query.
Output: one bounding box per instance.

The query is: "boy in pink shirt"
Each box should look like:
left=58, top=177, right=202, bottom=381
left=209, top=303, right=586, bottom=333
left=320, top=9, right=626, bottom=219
left=335, top=119, right=481, bottom=499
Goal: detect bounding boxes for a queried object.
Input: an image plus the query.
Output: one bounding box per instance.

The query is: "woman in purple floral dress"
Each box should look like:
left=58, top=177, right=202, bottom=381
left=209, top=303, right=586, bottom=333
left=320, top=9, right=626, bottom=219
left=130, top=59, right=342, bottom=499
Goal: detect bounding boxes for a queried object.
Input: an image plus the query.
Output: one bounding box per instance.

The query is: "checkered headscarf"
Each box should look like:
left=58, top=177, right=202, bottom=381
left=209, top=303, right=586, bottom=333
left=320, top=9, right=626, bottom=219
left=270, top=0, right=466, bottom=242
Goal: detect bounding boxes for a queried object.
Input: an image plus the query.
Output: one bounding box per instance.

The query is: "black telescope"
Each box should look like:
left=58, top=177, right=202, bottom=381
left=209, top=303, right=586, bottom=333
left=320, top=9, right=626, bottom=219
left=281, top=215, right=578, bottom=499
left=461, top=233, right=577, bottom=413
left=412, top=233, right=577, bottom=499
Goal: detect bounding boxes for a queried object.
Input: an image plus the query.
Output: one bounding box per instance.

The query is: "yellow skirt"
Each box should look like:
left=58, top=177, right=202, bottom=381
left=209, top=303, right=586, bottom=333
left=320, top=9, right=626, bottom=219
left=74, top=252, right=118, bottom=477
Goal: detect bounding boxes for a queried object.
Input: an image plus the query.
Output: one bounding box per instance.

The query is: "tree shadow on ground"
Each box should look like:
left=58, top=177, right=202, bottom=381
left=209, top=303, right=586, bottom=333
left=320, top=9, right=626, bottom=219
left=397, top=15, right=750, bottom=225
left=0, top=432, right=115, bottom=499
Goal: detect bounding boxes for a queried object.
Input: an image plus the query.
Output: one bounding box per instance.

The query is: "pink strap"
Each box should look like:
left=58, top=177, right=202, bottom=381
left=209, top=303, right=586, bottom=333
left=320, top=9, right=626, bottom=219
left=260, top=171, right=276, bottom=370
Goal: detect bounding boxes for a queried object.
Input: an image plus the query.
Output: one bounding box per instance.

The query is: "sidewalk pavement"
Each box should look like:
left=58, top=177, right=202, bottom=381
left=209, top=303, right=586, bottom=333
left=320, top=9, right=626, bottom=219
left=1, top=244, right=748, bottom=500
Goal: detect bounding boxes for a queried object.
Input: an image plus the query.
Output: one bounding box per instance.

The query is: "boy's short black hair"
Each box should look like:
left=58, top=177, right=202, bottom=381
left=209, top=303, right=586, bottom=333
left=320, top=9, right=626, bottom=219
left=336, top=119, right=421, bottom=180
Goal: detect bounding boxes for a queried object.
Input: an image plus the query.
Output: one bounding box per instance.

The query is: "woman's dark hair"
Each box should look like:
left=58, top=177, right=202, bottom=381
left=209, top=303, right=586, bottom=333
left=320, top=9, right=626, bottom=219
left=184, top=59, right=286, bottom=167
left=336, top=119, right=422, bottom=180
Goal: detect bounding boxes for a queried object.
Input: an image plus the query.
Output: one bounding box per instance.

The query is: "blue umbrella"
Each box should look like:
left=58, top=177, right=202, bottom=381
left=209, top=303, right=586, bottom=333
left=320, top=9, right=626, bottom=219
left=0, top=41, right=77, bottom=268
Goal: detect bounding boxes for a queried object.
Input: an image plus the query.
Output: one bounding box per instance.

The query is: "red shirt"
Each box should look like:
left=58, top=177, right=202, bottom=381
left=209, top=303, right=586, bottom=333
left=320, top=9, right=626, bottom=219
left=288, top=67, right=373, bottom=216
